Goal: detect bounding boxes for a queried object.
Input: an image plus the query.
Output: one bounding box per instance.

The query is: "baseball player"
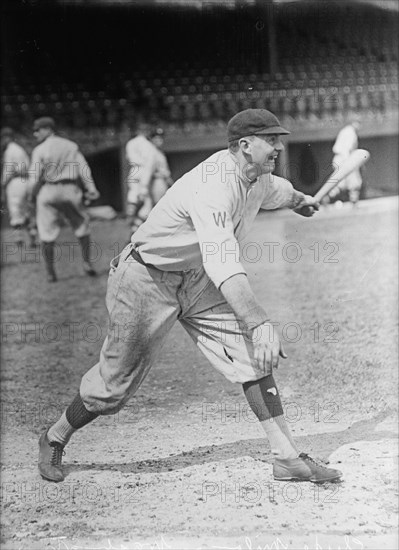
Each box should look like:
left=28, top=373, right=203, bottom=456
left=28, top=117, right=100, bottom=282
left=1, top=127, right=37, bottom=247
left=38, top=109, right=342, bottom=484
left=125, top=125, right=173, bottom=235
left=328, top=118, right=363, bottom=206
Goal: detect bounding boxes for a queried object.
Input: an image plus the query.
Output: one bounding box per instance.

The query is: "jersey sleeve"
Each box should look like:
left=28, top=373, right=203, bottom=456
left=260, top=174, right=296, bottom=210
left=154, top=151, right=172, bottom=180
left=76, top=151, right=96, bottom=191
left=188, top=175, right=247, bottom=288
left=28, top=146, right=44, bottom=191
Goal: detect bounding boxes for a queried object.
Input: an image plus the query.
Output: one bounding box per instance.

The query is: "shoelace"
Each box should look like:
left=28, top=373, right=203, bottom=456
left=50, top=443, right=65, bottom=466
left=299, top=453, right=328, bottom=468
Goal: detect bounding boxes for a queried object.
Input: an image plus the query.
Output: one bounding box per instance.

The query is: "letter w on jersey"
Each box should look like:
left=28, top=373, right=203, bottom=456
left=213, top=211, right=227, bottom=228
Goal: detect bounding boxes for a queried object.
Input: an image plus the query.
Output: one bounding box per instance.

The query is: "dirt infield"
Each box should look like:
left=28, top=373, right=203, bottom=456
left=1, top=198, right=398, bottom=549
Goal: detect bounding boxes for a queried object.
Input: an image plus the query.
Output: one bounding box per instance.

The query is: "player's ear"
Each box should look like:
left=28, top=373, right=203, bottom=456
left=238, top=137, right=252, bottom=154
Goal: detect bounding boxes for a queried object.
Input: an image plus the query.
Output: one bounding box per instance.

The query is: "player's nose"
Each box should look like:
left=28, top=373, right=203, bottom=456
left=275, top=139, right=284, bottom=151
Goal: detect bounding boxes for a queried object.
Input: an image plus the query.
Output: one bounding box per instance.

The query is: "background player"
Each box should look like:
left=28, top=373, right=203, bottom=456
left=326, top=117, right=363, bottom=206
left=38, top=109, right=342, bottom=485
left=125, top=123, right=173, bottom=236
left=28, top=117, right=100, bottom=282
left=1, top=127, right=37, bottom=247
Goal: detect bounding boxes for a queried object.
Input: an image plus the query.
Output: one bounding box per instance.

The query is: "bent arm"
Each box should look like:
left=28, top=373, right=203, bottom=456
left=77, top=152, right=97, bottom=192
left=260, top=175, right=303, bottom=210
left=260, top=175, right=318, bottom=216
left=28, top=148, right=44, bottom=196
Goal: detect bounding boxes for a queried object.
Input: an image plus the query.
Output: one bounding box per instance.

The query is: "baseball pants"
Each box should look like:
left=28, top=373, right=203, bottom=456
left=36, top=183, right=90, bottom=242
left=80, top=244, right=267, bottom=415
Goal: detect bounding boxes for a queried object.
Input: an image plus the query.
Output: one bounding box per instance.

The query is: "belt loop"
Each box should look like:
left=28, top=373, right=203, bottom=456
left=110, top=244, right=131, bottom=270
left=123, top=243, right=134, bottom=262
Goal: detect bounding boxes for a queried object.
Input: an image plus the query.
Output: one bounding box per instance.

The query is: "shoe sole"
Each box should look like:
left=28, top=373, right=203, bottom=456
left=274, top=474, right=342, bottom=483
left=38, top=468, right=64, bottom=482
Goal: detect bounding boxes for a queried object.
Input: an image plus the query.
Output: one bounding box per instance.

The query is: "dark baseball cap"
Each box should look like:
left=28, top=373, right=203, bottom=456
left=227, top=109, right=290, bottom=142
left=150, top=127, right=164, bottom=138
left=33, top=117, right=56, bottom=131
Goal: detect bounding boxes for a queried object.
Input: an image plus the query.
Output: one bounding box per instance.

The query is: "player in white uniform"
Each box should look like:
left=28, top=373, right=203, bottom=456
left=1, top=127, right=37, bottom=246
left=28, top=117, right=100, bottom=282
left=125, top=126, right=172, bottom=235
left=38, top=109, right=342, bottom=484
left=329, top=119, right=362, bottom=205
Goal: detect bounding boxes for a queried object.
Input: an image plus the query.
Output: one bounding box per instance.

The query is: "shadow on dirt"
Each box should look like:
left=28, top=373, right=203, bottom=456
left=64, top=412, right=396, bottom=478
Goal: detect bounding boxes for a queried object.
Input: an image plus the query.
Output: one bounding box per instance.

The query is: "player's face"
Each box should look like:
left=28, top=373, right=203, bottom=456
left=151, top=135, right=164, bottom=149
left=251, top=134, right=284, bottom=174
left=33, top=128, right=51, bottom=143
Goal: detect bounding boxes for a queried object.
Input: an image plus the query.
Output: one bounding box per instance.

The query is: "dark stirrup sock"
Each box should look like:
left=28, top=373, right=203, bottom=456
left=243, top=375, right=283, bottom=420
left=78, top=235, right=93, bottom=264
left=65, top=392, right=99, bottom=429
left=243, top=376, right=298, bottom=459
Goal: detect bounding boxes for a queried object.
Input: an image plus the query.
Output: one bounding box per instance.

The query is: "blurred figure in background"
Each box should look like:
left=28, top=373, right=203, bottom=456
left=326, top=117, right=363, bottom=206
left=28, top=117, right=100, bottom=282
left=1, top=127, right=38, bottom=247
left=125, top=124, right=173, bottom=236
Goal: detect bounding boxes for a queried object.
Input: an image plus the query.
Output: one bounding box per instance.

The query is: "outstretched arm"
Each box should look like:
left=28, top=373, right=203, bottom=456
left=260, top=175, right=319, bottom=217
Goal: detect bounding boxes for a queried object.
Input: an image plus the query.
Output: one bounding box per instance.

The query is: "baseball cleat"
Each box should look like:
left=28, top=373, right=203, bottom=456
left=273, top=453, right=342, bottom=483
left=38, top=430, right=65, bottom=482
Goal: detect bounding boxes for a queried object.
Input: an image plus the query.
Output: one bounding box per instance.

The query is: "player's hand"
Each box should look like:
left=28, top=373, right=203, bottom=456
left=27, top=191, right=36, bottom=207
left=294, top=195, right=320, bottom=217
left=84, top=188, right=100, bottom=205
left=251, top=321, right=287, bottom=375
left=328, top=187, right=340, bottom=199
left=137, top=188, right=150, bottom=202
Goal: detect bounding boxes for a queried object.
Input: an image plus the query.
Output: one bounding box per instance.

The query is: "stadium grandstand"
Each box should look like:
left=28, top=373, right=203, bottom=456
left=1, top=0, right=398, bottom=210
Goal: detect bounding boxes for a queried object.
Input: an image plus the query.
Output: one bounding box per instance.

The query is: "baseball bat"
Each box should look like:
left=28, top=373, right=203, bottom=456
left=314, top=148, right=370, bottom=202
left=296, top=149, right=370, bottom=216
